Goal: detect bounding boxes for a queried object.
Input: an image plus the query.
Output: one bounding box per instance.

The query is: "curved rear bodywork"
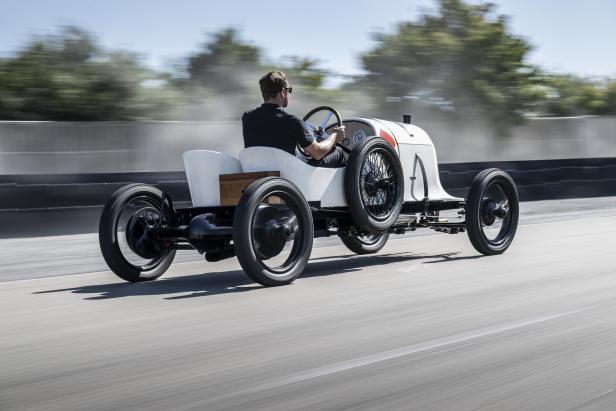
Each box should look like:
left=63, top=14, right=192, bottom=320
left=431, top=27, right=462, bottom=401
left=182, top=150, right=241, bottom=207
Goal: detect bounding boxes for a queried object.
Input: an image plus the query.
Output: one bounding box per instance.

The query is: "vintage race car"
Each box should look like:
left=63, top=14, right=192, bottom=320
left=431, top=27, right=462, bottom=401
left=99, top=106, right=519, bottom=286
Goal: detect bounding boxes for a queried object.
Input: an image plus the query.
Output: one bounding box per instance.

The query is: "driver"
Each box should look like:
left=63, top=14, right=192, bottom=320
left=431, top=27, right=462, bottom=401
left=242, top=70, right=346, bottom=168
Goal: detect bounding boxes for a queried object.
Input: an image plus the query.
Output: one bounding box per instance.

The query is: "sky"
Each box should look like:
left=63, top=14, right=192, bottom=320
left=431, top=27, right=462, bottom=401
left=1, top=0, right=615, bottom=81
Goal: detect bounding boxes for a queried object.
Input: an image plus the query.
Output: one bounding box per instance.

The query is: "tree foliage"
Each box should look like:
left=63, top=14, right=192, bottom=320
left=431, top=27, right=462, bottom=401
left=0, top=27, right=170, bottom=120
left=186, top=28, right=261, bottom=93
left=1, top=3, right=616, bottom=123
left=536, top=74, right=616, bottom=117
left=279, top=57, right=327, bottom=89
left=361, top=0, right=537, bottom=129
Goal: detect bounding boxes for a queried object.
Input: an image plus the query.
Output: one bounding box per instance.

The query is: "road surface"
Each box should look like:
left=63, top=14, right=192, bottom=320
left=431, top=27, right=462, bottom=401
left=1, top=197, right=616, bottom=410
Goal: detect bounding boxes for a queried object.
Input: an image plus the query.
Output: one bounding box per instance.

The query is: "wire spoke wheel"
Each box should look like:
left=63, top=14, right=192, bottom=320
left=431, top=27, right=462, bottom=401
left=340, top=232, right=390, bottom=255
left=356, top=234, right=383, bottom=245
left=360, top=149, right=398, bottom=220
left=345, top=137, right=403, bottom=233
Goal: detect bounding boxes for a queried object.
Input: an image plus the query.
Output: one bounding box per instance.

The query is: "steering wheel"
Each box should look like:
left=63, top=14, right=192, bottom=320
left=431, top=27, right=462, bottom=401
left=298, top=106, right=346, bottom=158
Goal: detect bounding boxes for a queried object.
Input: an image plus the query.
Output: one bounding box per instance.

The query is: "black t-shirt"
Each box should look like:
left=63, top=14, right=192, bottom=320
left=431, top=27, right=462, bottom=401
left=242, top=103, right=314, bottom=155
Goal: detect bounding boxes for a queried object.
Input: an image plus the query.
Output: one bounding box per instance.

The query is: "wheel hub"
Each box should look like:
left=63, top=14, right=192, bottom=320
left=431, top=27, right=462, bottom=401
left=493, top=202, right=510, bottom=219
left=364, top=172, right=379, bottom=197
left=480, top=199, right=497, bottom=226
left=481, top=199, right=510, bottom=226
left=253, top=205, right=297, bottom=260
left=126, top=208, right=162, bottom=259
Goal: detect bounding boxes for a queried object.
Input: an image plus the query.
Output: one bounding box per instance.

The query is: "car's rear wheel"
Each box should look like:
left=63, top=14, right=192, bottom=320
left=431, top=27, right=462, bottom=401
left=340, top=233, right=389, bottom=255
left=345, top=137, right=404, bottom=233
left=99, top=184, right=176, bottom=282
left=233, top=177, right=313, bottom=287
left=465, top=168, right=519, bottom=255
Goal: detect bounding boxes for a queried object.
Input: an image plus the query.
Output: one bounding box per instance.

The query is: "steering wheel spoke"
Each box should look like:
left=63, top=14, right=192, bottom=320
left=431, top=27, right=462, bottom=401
left=300, top=106, right=343, bottom=159
left=320, top=111, right=334, bottom=129
left=304, top=121, right=318, bottom=131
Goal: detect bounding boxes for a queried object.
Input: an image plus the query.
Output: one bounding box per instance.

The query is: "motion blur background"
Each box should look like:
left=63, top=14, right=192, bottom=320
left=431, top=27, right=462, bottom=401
left=3, top=4, right=616, bottom=410
left=1, top=0, right=615, bottom=175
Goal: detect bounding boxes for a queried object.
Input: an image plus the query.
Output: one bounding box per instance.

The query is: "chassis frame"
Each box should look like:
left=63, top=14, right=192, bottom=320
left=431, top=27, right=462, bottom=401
left=153, top=193, right=467, bottom=261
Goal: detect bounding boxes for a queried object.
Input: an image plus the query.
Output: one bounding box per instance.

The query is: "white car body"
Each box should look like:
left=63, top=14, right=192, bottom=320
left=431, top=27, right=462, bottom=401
left=183, top=118, right=462, bottom=207
left=99, top=115, right=518, bottom=285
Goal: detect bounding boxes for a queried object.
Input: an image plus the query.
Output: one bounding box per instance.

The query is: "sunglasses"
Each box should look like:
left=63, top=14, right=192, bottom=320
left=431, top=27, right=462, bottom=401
left=283, top=87, right=293, bottom=94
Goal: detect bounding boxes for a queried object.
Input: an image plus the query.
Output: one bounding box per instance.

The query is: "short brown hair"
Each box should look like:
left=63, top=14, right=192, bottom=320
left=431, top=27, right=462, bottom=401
left=259, top=70, right=288, bottom=100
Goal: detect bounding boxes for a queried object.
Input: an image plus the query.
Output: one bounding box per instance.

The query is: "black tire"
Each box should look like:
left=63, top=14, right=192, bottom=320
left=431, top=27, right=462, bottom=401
left=99, top=183, right=176, bottom=282
left=233, top=177, right=313, bottom=286
left=340, top=233, right=389, bottom=255
left=465, top=168, right=519, bottom=255
left=345, top=137, right=404, bottom=233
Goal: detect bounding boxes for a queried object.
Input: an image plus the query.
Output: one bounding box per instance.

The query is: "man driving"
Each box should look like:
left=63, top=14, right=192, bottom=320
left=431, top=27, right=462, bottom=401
left=242, top=71, right=346, bottom=168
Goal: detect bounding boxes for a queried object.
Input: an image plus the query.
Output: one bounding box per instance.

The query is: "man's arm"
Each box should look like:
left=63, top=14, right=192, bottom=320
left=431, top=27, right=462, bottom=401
left=304, top=126, right=346, bottom=160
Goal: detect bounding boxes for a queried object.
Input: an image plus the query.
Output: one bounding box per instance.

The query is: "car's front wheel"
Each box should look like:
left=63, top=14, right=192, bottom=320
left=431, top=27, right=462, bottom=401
left=465, top=168, right=519, bottom=255
left=345, top=137, right=404, bottom=234
left=340, top=233, right=389, bottom=255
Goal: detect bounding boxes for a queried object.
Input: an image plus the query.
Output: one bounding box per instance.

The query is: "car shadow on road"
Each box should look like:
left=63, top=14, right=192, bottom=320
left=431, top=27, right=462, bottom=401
left=32, top=252, right=483, bottom=300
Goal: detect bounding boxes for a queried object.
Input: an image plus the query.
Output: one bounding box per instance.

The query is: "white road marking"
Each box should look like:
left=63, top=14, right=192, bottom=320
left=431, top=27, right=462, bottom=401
left=0, top=270, right=111, bottom=284
left=572, top=388, right=616, bottom=409
left=222, top=309, right=586, bottom=399
left=398, top=265, right=422, bottom=273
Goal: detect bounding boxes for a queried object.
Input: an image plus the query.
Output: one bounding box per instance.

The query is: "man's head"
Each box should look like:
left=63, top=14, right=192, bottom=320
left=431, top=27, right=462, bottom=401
left=259, top=70, right=292, bottom=107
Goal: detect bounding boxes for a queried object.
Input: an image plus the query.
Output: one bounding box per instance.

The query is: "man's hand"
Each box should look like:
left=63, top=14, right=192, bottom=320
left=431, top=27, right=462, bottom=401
left=305, top=125, right=346, bottom=161
left=332, top=125, right=346, bottom=143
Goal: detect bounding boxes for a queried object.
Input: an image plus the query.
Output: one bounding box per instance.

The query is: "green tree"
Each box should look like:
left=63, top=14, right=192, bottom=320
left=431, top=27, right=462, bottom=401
left=528, top=73, right=616, bottom=117
left=0, top=26, right=171, bottom=120
left=537, top=74, right=607, bottom=117
left=186, top=28, right=261, bottom=93
left=605, top=81, right=616, bottom=115
left=360, top=0, right=536, bottom=130
left=279, top=57, right=327, bottom=90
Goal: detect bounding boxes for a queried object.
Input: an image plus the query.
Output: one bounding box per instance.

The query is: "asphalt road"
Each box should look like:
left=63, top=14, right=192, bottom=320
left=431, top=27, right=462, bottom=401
left=1, top=197, right=616, bottom=410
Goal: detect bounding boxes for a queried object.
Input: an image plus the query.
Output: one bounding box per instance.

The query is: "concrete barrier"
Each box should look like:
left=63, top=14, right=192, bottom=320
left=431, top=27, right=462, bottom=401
left=0, top=121, right=244, bottom=174
left=1, top=157, right=615, bottom=238
left=0, top=116, right=615, bottom=174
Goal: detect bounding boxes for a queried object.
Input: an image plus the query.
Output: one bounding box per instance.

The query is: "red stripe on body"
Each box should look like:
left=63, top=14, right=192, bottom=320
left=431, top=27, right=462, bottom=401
left=379, top=129, right=397, bottom=148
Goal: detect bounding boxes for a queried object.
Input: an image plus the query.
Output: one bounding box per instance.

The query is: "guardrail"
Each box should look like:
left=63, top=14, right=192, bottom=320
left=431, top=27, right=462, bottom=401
left=1, top=157, right=615, bottom=238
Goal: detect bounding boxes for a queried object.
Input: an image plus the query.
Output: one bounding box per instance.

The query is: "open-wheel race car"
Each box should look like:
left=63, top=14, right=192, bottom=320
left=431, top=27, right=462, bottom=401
left=99, top=107, right=519, bottom=286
